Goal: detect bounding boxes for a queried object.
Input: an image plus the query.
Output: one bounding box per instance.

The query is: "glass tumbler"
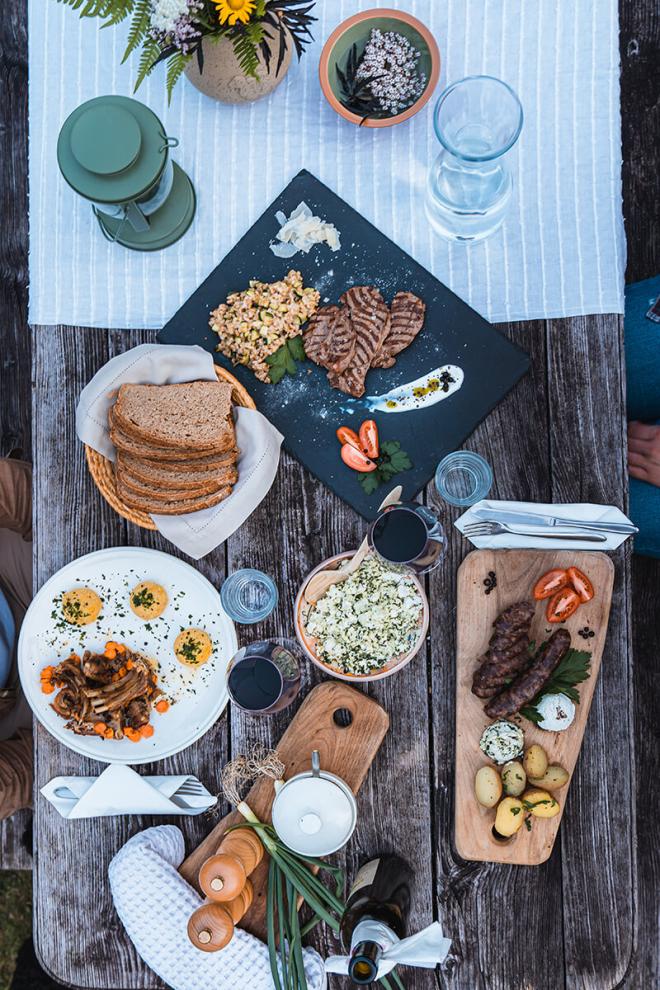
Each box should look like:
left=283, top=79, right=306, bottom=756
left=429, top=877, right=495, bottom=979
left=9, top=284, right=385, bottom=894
left=425, top=75, right=524, bottom=242
left=226, top=640, right=301, bottom=716
left=367, top=501, right=445, bottom=575
left=435, top=451, right=493, bottom=507
left=220, top=569, right=278, bottom=624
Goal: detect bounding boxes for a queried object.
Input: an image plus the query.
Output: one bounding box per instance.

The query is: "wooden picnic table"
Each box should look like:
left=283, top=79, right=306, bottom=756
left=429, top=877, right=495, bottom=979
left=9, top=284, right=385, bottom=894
left=31, top=310, right=634, bottom=990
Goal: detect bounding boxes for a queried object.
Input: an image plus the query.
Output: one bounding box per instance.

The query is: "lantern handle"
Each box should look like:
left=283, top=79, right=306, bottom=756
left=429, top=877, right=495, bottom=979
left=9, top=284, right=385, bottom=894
left=159, top=132, right=179, bottom=152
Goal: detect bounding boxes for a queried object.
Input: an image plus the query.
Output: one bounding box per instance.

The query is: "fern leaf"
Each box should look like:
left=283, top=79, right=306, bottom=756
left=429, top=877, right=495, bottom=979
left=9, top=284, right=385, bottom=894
left=232, top=31, right=260, bottom=79
left=133, top=36, right=161, bottom=92
left=165, top=52, right=191, bottom=102
left=121, top=0, right=151, bottom=61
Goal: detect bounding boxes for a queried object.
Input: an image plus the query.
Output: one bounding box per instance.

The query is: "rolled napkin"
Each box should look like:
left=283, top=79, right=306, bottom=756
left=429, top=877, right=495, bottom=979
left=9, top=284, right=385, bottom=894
left=455, top=500, right=635, bottom=551
left=76, top=343, right=283, bottom=559
left=109, top=825, right=326, bottom=990
left=325, top=919, right=451, bottom=979
left=41, top=764, right=217, bottom=819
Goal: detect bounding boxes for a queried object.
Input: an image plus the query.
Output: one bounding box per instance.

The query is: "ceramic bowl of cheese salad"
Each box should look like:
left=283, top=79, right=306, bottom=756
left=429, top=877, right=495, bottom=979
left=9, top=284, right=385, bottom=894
left=295, top=551, right=429, bottom=682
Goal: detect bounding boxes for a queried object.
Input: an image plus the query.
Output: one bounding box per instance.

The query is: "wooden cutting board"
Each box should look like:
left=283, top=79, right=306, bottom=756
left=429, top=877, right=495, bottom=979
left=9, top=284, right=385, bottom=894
left=179, top=681, right=389, bottom=939
left=455, top=549, right=614, bottom=866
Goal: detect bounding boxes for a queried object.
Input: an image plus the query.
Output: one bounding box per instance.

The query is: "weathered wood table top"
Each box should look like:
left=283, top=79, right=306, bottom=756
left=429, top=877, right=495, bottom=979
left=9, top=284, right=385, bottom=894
left=31, top=312, right=634, bottom=990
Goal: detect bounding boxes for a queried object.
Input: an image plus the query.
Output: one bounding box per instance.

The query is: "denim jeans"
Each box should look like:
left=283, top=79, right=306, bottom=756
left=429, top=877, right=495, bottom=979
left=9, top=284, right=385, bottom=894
left=625, top=276, right=660, bottom=559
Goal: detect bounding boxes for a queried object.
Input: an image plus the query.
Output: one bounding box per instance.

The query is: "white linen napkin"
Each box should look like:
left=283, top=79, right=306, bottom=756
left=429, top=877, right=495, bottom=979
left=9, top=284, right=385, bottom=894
left=326, top=920, right=451, bottom=979
left=109, top=826, right=326, bottom=990
left=41, top=764, right=217, bottom=819
left=75, top=343, right=283, bottom=559
left=455, top=500, right=634, bottom=551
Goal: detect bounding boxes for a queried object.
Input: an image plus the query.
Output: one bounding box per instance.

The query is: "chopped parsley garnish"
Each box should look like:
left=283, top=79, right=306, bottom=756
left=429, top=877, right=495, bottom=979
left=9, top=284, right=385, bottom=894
left=359, top=439, right=413, bottom=496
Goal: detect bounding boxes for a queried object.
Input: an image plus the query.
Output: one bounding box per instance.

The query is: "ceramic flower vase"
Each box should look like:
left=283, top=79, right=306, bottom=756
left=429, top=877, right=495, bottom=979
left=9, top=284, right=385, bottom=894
left=184, top=33, right=292, bottom=104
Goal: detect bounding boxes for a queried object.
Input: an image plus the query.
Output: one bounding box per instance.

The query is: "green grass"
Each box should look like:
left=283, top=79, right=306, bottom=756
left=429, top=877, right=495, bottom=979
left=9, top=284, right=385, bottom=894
left=0, top=870, right=32, bottom=990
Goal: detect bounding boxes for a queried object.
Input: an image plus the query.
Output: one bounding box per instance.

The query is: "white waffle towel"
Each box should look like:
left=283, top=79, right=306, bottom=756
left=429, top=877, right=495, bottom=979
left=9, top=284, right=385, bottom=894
left=108, top=826, right=327, bottom=990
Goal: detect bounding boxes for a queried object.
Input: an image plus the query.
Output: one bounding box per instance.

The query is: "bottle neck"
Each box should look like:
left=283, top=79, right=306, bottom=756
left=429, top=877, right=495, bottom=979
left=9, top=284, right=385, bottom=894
left=348, top=918, right=398, bottom=984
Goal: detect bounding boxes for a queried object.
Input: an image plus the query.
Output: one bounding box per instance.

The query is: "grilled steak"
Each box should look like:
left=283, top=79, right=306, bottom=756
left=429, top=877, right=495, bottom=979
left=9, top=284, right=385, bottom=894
left=372, top=291, right=426, bottom=368
left=484, top=629, right=571, bottom=719
left=303, top=305, right=340, bottom=367
left=330, top=286, right=391, bottom=398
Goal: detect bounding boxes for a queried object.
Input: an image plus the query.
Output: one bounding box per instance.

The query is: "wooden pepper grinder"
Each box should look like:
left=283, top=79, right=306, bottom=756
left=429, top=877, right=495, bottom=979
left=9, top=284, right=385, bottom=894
left=198, top=828, right=264, bottom=902
left=187, top=880, right=254, bottom=952
left=188, top=828, right=264, bottom=952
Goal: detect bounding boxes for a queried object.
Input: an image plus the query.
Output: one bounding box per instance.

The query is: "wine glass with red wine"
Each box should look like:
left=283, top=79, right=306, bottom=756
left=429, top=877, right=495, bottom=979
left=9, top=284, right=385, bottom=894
left=226, top=640, right=302, bottom=716
left=367, top=502, right=445, bottom=574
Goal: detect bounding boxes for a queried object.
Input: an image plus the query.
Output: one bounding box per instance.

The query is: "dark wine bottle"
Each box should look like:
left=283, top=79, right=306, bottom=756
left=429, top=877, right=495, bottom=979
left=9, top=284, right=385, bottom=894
left=340, top=855, right=413, bottom=985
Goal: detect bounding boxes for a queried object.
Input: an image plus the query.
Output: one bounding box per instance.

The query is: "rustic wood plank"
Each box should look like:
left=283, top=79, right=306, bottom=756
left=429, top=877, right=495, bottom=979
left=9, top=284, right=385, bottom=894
left=429, top=321, right=570, bottom=990
left=31, top=325, right=230, bottom=989
left=227, top=455, right=437, bottom=989
left=546, top=314, right=634, bottom=990
left=0, top=809, right=31, bottom=871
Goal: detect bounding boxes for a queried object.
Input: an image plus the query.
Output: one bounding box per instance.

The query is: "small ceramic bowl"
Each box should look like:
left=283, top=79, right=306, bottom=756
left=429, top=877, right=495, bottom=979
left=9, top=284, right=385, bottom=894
left=319, top=8, right=441, bottom=129
left=294, top=551, right=429, bottom=683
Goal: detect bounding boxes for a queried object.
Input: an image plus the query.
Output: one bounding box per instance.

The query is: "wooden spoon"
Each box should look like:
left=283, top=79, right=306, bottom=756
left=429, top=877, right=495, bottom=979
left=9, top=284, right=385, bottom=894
left=304, top=485, right=403, bottom=604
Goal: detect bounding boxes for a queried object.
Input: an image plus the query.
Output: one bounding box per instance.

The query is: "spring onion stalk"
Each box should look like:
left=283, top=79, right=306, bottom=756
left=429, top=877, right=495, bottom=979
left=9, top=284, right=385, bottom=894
left=230, top=814, right=405, bottom=990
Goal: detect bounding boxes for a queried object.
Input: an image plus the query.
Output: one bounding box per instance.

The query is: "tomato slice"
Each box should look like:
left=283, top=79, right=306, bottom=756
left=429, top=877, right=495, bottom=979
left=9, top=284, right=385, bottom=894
left=359, top=419, right=379, bottom=459
left=546, top=587, right=581, bottom=623
left=336, top=426, right=362, bottom=451
left=567, top=566, right=595, bottom=603
left=341, top=444, right=377, bottom=473
left=532, top=568, right=569, bottom=601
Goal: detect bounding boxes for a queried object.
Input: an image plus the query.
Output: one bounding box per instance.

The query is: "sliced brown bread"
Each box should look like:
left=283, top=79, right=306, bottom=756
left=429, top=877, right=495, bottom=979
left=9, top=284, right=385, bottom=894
left=117, top=483, right=234, bottom=516
left=117, top=462, right=238, bottom=500
left=117, top=452, right=238, bottom=490
left=113, top=382, right=235, bottom=453
left=109, top=405, right=239, bottom=466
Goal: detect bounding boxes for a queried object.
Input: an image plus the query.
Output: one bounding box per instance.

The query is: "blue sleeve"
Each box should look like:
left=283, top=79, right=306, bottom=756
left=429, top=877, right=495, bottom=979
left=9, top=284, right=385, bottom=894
left=0, top=586, right=15, bottom=691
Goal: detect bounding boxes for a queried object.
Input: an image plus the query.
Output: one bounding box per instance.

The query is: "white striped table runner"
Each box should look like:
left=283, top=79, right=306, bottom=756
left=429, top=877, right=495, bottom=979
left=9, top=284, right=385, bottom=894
left=28, top=0, right=625, bottom=329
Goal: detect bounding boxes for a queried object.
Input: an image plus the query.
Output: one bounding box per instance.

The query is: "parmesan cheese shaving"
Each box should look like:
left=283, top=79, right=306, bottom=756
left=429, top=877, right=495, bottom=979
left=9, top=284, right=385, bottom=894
left=270, top=202, right=342, bottom=258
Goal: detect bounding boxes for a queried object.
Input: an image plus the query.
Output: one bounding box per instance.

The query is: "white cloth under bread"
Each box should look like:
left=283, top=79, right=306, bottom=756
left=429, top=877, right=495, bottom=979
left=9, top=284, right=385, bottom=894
left=76, top=344, right=283, bottom=559
left=108, top=826, right=326, bottom=990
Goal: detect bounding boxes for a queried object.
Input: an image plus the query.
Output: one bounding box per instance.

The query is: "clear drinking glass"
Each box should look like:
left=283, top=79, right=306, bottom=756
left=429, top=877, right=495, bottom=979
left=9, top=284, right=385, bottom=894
left=425, top=75, right=524, bottom=242
left=367, top=502, right=445, bottom=575
left=435, top=451, right=493, bottom=507
left=226, top=640, right=301, bottom=716
left=220, top=569, right=278, bottom=624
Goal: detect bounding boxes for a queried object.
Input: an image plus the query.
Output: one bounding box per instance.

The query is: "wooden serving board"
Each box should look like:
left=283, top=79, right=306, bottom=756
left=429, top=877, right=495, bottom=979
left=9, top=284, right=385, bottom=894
left=455, top=549, right=614, bottom=866
left=179, top=681, right=389, bottom=939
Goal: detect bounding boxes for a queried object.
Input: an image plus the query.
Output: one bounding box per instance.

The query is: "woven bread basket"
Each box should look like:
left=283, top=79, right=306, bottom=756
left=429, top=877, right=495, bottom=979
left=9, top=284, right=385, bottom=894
left=85, top=366, right=256, bottom=531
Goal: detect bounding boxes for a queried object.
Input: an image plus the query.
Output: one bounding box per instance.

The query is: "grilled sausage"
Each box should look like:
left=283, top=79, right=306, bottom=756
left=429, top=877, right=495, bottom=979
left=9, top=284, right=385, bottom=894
left=472, top=645, right=532, bottom=694
left=484, top=629, right=571, bottom=719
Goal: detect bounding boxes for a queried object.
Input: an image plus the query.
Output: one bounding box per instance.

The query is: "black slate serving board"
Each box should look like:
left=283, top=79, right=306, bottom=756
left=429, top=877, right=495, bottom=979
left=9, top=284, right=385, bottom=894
left=160, top=170, right=529, bottom=519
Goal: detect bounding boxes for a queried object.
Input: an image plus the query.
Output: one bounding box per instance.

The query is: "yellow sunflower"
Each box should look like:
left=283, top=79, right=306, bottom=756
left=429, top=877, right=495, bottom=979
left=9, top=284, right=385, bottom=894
left=215, top=0, right=256, bottom=26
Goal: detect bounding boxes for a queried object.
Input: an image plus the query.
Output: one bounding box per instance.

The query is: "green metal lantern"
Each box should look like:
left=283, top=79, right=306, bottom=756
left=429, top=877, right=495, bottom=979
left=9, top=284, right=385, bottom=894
left=57, top=95, right=196, bottom=251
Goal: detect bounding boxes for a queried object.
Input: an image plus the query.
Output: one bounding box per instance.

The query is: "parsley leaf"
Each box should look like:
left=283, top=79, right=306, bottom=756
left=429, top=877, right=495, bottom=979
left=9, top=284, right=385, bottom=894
left=265, top=336, right=306, bottom=384
left=520, top=647, right=592, bottom=724
left=358, top=438, right=413, bottom=496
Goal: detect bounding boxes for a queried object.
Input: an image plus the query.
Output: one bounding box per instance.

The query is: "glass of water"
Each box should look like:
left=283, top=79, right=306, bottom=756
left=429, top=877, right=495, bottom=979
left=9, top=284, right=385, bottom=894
left=435, top=451, right=493, bottom=507
left=425, top=75, right=524, bottom=242
left=220, top=569, right=278, bottom=624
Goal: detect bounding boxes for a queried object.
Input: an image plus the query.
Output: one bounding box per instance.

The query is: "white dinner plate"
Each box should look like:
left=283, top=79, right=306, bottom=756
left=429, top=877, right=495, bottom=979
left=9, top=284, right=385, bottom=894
left=18, top=547, right=237, bottom=765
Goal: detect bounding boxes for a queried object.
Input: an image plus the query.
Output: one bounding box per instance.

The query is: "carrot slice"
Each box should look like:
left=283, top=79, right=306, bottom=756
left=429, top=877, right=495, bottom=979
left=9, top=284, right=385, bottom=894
left=93, top=722, right=107, bottom=735
left=41, top=681, right=54, bottom=695
left=155, top=699, right=169, bottom=714
left=104, top=727, right=114, bottom=739
left=140, top=724, right=154, bottom=738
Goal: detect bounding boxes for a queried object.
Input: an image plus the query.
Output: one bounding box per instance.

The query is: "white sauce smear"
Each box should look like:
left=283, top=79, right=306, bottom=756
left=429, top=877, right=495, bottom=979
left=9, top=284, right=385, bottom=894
left=364, top=365, right=464, bottom=413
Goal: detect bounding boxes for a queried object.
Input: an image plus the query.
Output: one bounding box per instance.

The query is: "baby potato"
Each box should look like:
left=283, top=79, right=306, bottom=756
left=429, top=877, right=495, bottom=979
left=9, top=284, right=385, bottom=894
left=529, top=765, right=569, bottom=791
left=130, top=581, right=168, bottom=620
left=61, top=588, right=103, bottom=626
left=475, top=766, right=503, bottom=808
left=523, top=744, right=549, bottom=781
left=501, top=760, right=527, bottom=797
left=494, top=797, right=525, bottom=837
left=174, top=628, right=213, bottom=667
left=523, top=788, right=560, bottom=818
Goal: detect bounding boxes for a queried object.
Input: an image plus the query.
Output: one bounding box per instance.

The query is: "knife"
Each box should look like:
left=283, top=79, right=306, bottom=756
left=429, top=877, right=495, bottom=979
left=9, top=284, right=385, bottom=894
left=473, top=507, right=638, bottom=535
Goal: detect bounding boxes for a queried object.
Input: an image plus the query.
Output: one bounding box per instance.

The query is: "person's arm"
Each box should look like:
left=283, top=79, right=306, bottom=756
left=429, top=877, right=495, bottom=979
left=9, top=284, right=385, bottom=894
left=0, top=459, right=32, bottom=540
left=628, top=422, right=660, bottom=487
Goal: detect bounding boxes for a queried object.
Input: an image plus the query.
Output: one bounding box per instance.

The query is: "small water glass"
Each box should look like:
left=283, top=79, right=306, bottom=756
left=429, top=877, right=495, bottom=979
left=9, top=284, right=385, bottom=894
left=435, top=451, right=493, bottom=507
left=220, top=569, right=278, bottom=624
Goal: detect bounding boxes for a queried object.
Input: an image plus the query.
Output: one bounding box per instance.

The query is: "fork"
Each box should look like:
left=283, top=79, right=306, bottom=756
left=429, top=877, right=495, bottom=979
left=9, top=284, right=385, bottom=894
left=463, top=520, right=607, bottom=543
left=177, top=779, right=208, bottom=796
